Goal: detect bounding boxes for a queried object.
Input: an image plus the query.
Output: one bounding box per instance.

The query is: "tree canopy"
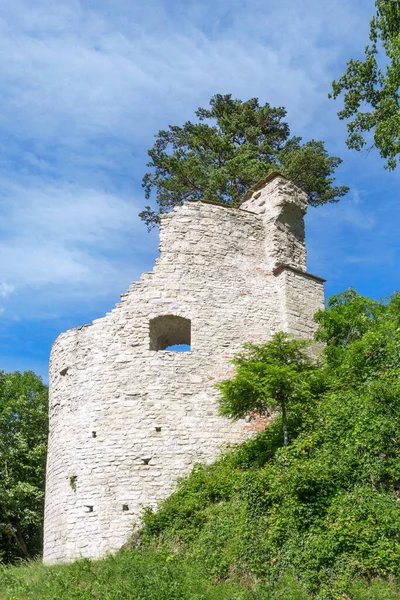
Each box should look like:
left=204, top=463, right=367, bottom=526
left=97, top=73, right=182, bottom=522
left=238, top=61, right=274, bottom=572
left=0, top=371, right=48, bottom=563
left=331, top=0, right=400, bottom=169
left=217, top=332, right=321, bottom=446
left=140, top=94, right=349, bottom=229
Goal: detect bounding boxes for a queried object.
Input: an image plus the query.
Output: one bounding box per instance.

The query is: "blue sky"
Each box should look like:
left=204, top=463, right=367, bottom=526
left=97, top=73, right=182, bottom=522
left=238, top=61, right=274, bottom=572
left=0, top=0, right=399, bottom=382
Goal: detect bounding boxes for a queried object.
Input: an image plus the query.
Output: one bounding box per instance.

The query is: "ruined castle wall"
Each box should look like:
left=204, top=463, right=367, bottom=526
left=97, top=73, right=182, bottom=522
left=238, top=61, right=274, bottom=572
left=274, top=267, right=325, bottom=338
left=44, top=176, right=325, bottom=563
left=241, top=175, right=307, bottom=271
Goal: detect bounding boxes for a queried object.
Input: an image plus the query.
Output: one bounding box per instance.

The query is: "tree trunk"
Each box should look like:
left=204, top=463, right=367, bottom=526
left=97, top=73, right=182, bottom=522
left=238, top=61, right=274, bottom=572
left=7, top=521, right=30, bottom=558
left=282, top=403, right=289, bottom=446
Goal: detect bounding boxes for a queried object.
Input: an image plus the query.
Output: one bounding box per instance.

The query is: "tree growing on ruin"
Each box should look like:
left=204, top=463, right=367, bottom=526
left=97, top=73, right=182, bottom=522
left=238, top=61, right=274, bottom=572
left=216, top=332, right=321, bottom=447
left=140, top=94, right=349, bottom=229
left=330, top=0, right=400, bottom=169
left=0, top=370, right=48, bottom=562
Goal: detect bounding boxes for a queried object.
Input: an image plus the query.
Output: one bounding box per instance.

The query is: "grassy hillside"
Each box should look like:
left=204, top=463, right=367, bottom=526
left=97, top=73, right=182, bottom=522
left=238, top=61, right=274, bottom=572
left=1, top=550, right=400, bottom=600
left=136, top=291, right=400, bottom=599
left=0, top=550, right=261, bottom=600
left=2, top=290, right=400, bottom=600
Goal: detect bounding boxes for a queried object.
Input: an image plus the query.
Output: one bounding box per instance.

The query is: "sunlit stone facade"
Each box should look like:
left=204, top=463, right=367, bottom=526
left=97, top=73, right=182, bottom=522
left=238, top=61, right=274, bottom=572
left=43, top=174, right=325, bottom=563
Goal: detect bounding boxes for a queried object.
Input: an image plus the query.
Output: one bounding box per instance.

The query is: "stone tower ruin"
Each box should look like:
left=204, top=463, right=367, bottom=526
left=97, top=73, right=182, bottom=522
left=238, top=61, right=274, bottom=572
left=43, top=173, right=325, bottom=563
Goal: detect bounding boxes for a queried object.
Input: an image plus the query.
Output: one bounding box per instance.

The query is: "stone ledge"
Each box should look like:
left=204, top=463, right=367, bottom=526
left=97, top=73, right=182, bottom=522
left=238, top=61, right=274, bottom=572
left=273, top=263, right=327, bottom=283
left=186, top=198, right=257, bottom=215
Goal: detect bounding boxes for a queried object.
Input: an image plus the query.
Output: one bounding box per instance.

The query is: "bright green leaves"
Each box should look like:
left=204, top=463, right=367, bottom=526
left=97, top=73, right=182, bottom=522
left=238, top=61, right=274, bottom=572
left=140, top=94, right=348, bottom=229
left=0, top=371, right=48, bottom=562
left=331, top=0, right=400, bottom=169
left=216, top=333, right=322, bottom=447
left=315, top=289, right=400, bottom=382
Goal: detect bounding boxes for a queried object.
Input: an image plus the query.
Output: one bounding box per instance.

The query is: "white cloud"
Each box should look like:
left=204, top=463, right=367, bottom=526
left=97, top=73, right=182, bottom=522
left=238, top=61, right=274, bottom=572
left=0, top=0, right=374, bottom=152
left=0, top=176, right=156, bottom=318
left=0, top=283, right=14, bottom=298
left=307, top=187, right=376, bottom=232
left=0, top=0, right=378, bottom=324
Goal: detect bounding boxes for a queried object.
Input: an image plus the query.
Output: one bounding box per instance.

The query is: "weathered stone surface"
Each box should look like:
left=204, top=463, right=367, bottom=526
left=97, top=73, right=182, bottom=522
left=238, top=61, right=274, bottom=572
left=43, top=174, right=325, bottom=563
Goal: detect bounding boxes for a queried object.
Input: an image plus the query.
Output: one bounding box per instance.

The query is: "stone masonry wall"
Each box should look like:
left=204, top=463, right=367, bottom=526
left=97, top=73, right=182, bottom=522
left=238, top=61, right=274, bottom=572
left=43, top=175, right=325, bottom=563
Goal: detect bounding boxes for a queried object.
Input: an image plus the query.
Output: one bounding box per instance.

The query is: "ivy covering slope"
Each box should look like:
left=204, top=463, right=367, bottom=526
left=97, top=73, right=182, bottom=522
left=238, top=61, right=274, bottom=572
left=138, top=290, right=400, bottom=599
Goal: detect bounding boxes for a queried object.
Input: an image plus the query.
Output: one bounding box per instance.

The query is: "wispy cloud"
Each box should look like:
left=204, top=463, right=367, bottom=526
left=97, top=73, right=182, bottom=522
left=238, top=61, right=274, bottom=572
left=308, top=187, right=376, bottom=233
left=0, top=176, right=156, bottom=319
left=0, top=0, right=373, bottom=151
left=0, top=0, right=374, bottom=321
left=1, top=0, right=394, bottom=379
left=306, top=181, right=400, bottom=288
left=0, top=283, right=14, bottom=298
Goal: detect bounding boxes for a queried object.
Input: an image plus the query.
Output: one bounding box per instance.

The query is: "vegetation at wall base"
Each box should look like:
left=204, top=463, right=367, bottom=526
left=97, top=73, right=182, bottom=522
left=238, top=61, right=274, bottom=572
left=1, top=549, right=400, bottom=600
left=216, top=332, right=323, bottom=447
left=136, top=290, right=400, bottom=599
left=3, top=289, right=400, bottom=599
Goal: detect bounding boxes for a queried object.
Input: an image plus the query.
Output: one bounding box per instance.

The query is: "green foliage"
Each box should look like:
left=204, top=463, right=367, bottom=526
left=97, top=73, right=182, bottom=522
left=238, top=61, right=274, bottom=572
left=0, top=549, right=319, bottom=600
left=331, top=1, right=400, bottom=169
left=1, top=551, right=399, bottom=600
left=314, top=288, right=384, bottom=348
left=217, top=333, right=322, bottom=446
left=0, top=371, right=48, bottom=563
left=138, top=291, right=400, bottom=598
left=4, top=291, right=400, bottom=598
left=140, top=94, right=348, bottom=229
left=314, top=289, right=400, bottom=377
left=0, top=550, right=243, bottom=600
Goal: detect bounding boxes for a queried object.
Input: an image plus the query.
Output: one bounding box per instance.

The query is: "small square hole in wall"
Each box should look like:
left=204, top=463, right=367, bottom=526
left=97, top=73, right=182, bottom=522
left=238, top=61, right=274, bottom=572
left=92, top=431, right=97, bottom=438
left=69, top=475, right=78, bottom=492
left=122, top=504, right=129, bottom=511
left=155, top=427, right=161, bottom=432
left=84, top=505, right=94, bottom=513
